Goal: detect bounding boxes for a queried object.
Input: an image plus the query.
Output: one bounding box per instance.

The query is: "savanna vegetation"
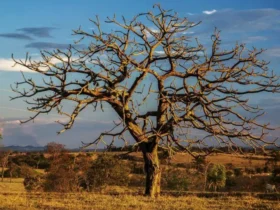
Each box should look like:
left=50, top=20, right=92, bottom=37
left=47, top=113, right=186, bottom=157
left=10, top=5, right=280, bottom=197
left=1, top=145, right=280, bottom=209
left=0, top=4, right=280, bottom=209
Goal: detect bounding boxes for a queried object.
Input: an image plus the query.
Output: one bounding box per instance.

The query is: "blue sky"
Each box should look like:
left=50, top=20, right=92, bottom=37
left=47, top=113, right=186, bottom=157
left=0, top=0, right=280, bottom=148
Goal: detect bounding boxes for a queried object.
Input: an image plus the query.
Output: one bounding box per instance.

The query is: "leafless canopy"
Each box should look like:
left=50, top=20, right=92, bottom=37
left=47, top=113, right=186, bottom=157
left=11, top=5, right=280, bottom=157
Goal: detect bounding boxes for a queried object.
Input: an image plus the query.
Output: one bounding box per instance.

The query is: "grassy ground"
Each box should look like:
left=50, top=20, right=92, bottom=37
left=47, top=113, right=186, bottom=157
left=0, top=152, right=277, bottom=209
left=0, top=178, right=24, bottom=192
left=0, top=192, right=280, bottom=210
left=130, top=152, right=268, bottom=167
left=0, top=179, right=279, bottom=210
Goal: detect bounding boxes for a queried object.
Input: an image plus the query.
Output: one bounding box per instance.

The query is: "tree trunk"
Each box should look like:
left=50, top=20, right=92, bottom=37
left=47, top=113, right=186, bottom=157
left=141, top=143, right=161, bottom=198
left=1, top=167, right=4, bottom=182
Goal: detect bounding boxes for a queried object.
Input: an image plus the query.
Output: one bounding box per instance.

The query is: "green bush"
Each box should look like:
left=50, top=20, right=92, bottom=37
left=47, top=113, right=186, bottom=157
left=4, top=165, right=21, bottom=178
left=43, top=154, right=80, bottom=192
left=233, top=168, right=244, bottom=177
left=225, top=170, right=236, bottom=188
left=86, top=154, right=131, bottom=190
left=9, top=153, right=50, bottom=169
left=5, top=165, right=38, bottom=178
left=162, top=168, right=189, bottom=191
left=207, top=164, right=226, bottom=191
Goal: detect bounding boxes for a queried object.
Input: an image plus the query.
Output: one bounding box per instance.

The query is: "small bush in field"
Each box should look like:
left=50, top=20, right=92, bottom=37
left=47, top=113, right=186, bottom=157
left=233, top=168, right=244, bottom=177
left=272, top=167, right=280, bottom=183
left=43, top=153, right=80, bottom=192
left=24, top=176, right=43, bottom=191
left=162, top=168, right=189, bottom=191
left=263, top=165, right=270, bottom=173
left=225, top=170, right=236, bottom=188
left=207, top=164, right=226, bottom=191
left=86, top=154, right=131, bottom=190
left=226, top=170, right=234, bottom=178
left=255, top=167, right=263, bottom=174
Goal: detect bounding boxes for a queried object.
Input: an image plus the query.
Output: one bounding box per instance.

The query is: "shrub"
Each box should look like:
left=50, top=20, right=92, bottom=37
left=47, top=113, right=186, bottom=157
left=7, top=165, right=39, bottom=178
left=192, top=156, right=206, bottom=172
left=9, top=153, right=50, bottom=169
left=4, top=165, right=21, bottom=178
left=86, top=154, right=131, bottom=190
left=207, top=164, right=226, bottom=191
left=24, top=176, right=43, bottom=191
left=162, top=168, right=189, bottom=191
left=225, top=170, right=236, bottom=188
left=255, top=167, right=263, bottom=174
left=43, top=153, right=80, bottom=192
left=263, top=165, right=270, bottom=173
left=226, top=170, right=234, bottom=177
left=271, top=167, right=280, bottom=183
left=233, top=168, right=244, bottom=177
left=272, top=167, right=280, bottom=177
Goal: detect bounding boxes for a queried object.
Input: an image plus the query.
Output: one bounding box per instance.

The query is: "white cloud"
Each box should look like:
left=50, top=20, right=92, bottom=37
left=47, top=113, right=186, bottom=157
left=0, top=56, right=79, bottom=73
left=1, top=120, right=21, bottom=126
left=136, top=27, right=160, bottom=38
left=203, top=9, right=217, bottom=15
left=0, top=58, right=35, bottom=73
left=182, top=31, right=195, bottom=34
left=154, top=51, right=165, bottom=55
left=196, top=9, right=280, bottom=33
left=264, top=48, right=280, bottom=57
left=244, top=36, right=267, bottom=43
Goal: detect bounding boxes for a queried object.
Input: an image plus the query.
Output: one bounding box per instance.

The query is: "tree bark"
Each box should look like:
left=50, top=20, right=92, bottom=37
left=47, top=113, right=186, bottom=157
left=1, top=167, right=4, bottom=182
left=141, top=143, right=161, bottom=198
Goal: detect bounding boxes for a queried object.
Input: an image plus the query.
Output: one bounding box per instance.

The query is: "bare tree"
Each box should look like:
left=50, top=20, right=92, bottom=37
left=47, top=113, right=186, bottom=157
left=11, top=5, right=280, bottom=197
left=46, top=142, right=65, bottom=162
left=0, top=150, right=11, bottom=182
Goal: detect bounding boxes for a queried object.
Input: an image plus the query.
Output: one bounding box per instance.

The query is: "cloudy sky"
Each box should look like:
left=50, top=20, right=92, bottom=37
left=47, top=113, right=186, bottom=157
left=0, top=0, right=280, bottom=148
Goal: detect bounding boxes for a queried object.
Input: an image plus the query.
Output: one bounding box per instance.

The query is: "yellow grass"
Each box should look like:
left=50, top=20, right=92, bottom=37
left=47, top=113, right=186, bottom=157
left=170, top=153, right=267, bottom=167
left=129, top=152, right=268, bottom=167
left=0, top=178, right=25, bottom=192
left=0, top=152, right=276, bottom=209
left=0, top=192, right=279, bottom=210
left=0, top=179, right=279, bottom=210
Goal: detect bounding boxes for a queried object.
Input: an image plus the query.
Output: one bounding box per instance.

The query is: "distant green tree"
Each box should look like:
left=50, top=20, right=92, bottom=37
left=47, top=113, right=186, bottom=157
left=207, top=164, right=226, bottom=191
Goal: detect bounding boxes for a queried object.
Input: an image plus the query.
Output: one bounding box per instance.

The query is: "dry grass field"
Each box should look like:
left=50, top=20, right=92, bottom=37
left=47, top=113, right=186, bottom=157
left=0, top=152, right=278, bottom=209
left=129, top=152, right=268, bottom=167
left=0, top=179, right=279, bottom=210
left=1, top=190, right=280, bottom=210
